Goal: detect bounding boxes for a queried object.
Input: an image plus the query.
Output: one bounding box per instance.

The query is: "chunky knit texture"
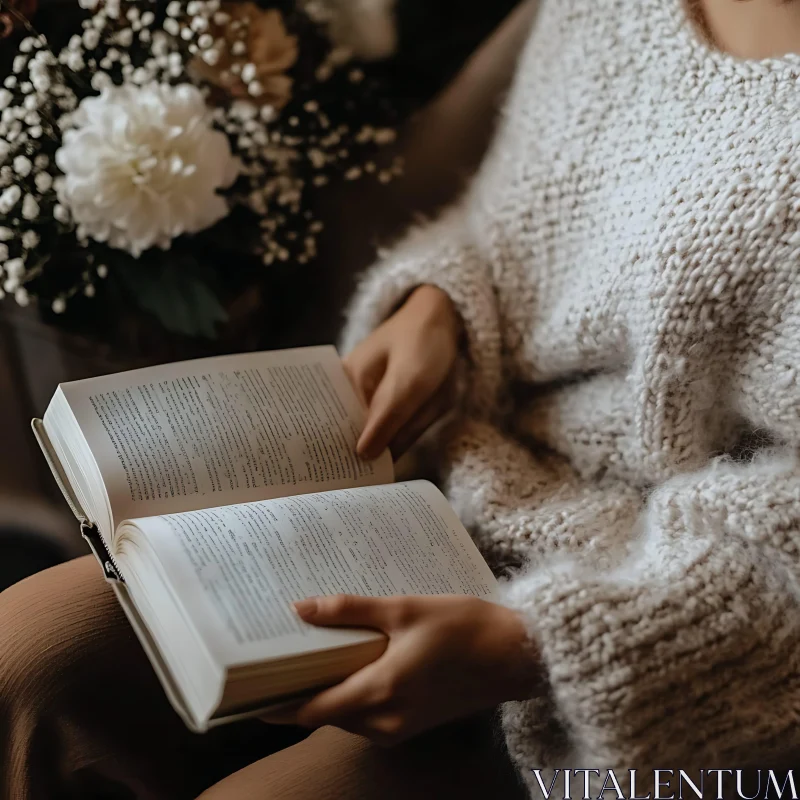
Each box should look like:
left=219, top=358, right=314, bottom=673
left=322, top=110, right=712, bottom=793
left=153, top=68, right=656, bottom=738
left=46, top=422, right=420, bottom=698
left=341, top=0, right=800, bottom=788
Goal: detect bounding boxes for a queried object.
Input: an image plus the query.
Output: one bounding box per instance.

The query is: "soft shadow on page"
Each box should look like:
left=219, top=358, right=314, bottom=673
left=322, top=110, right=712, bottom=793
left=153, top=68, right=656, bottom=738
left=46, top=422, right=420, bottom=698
left=59, top=346, right=393, bottom=532
left=116, top=481, right=498, bottom=670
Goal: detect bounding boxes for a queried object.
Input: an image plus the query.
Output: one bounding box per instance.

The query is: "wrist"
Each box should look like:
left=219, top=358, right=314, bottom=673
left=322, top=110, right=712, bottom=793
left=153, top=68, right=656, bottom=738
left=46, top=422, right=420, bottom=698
left=406, top=284, right=461, bottom=338
left=485, top=603, right=542, bottom=703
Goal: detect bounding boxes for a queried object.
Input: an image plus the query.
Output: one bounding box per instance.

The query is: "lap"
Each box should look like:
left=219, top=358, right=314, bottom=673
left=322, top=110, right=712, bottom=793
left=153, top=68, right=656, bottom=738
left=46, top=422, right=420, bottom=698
left=199, top=716, right=526, bottom=800
left=0, top=556, right=304, bottom=800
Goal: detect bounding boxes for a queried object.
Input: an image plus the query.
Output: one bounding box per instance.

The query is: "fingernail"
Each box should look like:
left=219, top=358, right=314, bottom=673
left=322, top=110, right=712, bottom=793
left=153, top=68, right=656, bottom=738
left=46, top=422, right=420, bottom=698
left=292, top=598, right=318, bottom=619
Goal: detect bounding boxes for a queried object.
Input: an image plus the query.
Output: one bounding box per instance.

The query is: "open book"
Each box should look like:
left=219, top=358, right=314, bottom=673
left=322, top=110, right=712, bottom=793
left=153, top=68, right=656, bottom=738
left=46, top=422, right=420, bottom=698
left=33, top=346, right=497, bottom=732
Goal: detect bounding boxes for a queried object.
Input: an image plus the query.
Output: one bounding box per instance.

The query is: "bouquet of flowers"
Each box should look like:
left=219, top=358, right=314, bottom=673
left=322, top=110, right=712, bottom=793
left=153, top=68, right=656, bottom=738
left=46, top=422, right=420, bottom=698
left=0, top=0, right=407, bottom=337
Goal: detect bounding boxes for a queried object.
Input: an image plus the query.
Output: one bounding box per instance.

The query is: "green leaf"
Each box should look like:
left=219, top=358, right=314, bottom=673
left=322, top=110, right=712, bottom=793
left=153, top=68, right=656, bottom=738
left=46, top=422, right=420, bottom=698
left=114, top=257, right=229, bottom=339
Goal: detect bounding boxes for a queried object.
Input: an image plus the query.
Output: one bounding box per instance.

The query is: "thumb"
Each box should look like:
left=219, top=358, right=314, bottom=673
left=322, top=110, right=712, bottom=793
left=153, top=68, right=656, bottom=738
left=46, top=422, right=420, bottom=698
left=293, top=595, right=391, bottom=631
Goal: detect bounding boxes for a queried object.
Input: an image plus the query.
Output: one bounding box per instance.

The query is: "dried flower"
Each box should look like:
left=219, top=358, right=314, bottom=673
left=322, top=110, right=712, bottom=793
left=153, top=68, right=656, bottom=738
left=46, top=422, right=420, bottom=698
left=193, top=4, right=298, bottom=109
left=55, top=83, right=240, bottom=257
left=324, top=0, right=398, bottom=61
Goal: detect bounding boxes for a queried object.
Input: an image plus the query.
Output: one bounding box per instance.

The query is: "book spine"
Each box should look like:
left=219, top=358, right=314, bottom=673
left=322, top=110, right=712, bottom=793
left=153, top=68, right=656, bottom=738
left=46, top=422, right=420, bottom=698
left=80, top=521, right=125, bottom=584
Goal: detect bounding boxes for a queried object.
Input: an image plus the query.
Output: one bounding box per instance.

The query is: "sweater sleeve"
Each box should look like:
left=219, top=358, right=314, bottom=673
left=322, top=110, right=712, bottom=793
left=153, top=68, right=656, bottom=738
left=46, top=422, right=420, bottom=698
left=338, top=204, right=503, bottom=416
left=441, top=419, right=800, bottom=773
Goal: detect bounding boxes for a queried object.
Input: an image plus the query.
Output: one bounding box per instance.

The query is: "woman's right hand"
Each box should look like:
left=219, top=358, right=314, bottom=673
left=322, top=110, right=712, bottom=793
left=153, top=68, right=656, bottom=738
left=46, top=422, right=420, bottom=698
left=344, top=285, right=462, bottom=461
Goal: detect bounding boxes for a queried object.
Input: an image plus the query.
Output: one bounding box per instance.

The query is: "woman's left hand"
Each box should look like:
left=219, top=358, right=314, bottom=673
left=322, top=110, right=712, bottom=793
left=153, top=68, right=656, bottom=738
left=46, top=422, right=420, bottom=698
left=268, top=594, right=539, bottom=746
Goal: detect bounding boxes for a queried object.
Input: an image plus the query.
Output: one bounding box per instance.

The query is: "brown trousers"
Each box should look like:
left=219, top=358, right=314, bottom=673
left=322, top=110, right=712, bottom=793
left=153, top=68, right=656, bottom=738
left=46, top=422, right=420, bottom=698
left=0, top=556, right=525, bottom=800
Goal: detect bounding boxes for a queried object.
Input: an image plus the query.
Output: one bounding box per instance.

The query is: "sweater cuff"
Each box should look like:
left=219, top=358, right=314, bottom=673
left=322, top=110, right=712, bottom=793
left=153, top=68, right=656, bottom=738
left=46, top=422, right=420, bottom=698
left=497, top=522, right=799, bottom=771
left=339, top=210, right=503, bottom=416
left=498, top=565, right=649, bottom=769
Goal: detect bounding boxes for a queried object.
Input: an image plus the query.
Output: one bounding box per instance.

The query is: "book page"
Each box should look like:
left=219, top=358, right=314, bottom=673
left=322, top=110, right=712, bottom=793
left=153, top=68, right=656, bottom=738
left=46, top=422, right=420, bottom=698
left=117, top=481, right=497, bottom=668
left=59, top=346, right=393, bottom=528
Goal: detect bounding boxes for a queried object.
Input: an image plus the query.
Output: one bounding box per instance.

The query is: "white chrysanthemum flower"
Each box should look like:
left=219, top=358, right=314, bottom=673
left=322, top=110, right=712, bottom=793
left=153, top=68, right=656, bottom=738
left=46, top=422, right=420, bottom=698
left=55, top=83, right=239, bottom=257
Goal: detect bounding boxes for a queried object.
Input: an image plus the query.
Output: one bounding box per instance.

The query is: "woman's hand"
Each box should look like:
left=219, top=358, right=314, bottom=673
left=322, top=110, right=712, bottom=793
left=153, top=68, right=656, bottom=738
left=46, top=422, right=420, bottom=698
left=344, top=285, right=461, bottom=461
left=271, top=594, right=539, bottom=746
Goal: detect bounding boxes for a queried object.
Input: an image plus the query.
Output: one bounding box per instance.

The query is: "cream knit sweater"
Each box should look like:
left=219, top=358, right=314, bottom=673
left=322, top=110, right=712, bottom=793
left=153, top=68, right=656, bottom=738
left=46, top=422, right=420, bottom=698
left=340, top=0, right=800, bottom=787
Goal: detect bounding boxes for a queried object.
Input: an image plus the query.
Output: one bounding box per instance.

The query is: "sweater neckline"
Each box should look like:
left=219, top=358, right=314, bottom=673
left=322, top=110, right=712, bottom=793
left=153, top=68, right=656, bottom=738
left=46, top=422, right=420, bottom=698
left=667, top=0, right=800, bottom=79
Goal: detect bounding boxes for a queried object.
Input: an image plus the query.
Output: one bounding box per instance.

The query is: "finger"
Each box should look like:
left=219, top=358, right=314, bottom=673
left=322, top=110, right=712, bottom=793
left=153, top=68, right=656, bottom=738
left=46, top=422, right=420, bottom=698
left=294, top=659, right=390, bottom=728
left=357, top=358, right=436, bottom=459
left=293, top=594, right=394, bottom=630
left=343, top=348, right=387, bottom=408
left=259, top=696, right=308, bottom=725
left=318, top=712, right=409, bottom=748
left=390, top=378, right=456, bottom=458
left=357, top=712, right=411, bottom=747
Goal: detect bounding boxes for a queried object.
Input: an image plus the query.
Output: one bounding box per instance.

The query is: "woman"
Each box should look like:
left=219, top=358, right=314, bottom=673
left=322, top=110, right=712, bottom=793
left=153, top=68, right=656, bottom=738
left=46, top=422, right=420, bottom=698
left=2, top=0, right=799, bottom=797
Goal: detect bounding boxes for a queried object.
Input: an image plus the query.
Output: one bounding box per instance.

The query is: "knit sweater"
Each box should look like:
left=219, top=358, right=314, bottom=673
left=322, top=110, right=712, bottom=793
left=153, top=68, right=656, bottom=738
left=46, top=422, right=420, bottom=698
left=340, top=0, right=800, bottom=788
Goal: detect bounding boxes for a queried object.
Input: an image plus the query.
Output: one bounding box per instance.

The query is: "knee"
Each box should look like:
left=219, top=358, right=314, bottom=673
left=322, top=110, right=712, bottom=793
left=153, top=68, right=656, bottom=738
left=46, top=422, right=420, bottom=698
left=0, top=568, right=67, bottom=712
left=0, top=556, right=113, bottom=712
